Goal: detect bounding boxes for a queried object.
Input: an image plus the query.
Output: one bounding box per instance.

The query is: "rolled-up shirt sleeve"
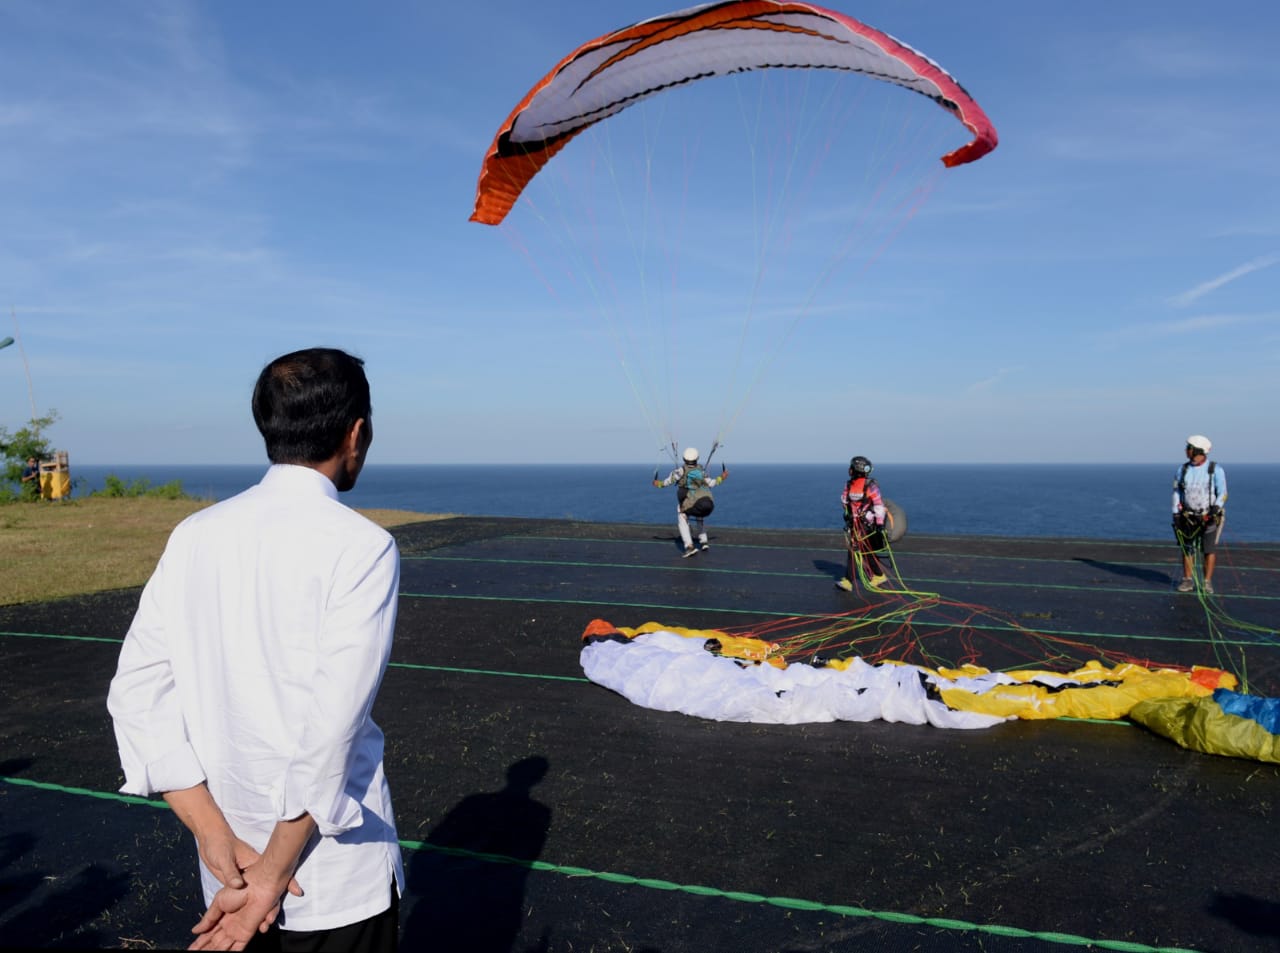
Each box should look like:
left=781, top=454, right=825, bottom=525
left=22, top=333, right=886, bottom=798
left=107, top=546, right=207, bottom=797
left=276, top=535, right=399, bottom=836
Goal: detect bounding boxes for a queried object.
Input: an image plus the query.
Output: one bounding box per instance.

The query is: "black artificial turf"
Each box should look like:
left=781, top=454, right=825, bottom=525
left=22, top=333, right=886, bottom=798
left=2, top=518, right=1279, bottom=951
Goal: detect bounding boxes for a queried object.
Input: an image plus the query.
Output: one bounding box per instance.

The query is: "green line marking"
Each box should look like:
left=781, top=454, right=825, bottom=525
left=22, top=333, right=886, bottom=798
left=0, top=630, right=124, bottom=644
left=408, top=553, right=809, bottom=578
left=0, top=632, right=592, bottom=684
left=0, top=776, right=1204, bottom=953
left=395, top=592, right=1275, bottom=650
left=2, top=775, right=167, bottom=808
left=390, top=659, right=588, bottom=682
left=1064, top=716, right=1132, bottom=726
left=402, top=554, right=1280, bottom=602
left=0, top=631, right=1144, bottom=725
left=7, top=590, right=1276, bottom=654
left=0, top=631, right=1123, bottom=724
left=486, top=533, right=1280, bottom=567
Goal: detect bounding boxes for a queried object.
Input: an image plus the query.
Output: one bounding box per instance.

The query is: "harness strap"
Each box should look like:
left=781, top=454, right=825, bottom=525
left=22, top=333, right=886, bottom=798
left=844, top=477, right=877, bottom=511
left=1177, top=460, right=1217, bottom=512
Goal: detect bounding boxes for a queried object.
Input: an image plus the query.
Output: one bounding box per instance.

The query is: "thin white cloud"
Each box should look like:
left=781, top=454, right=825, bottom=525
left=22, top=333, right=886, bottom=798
left=965, top=366, right=1020, bottom=394
left=1040, top=97, right=1269, bottom=168
left=1210, top=222, right=1280, bottom=239
left=1030, top=26, right=1277, bottom=172
left=1119, top=33, right=1260, bottom=79
left=0, top=2, right=253, bottom=173
left=1097, top=311, right=1280, bottom=346
left=1169, top=254, right=1280, bottom=307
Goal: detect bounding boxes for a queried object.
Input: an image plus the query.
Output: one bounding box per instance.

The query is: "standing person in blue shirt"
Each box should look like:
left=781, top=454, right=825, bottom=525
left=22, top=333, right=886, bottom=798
left=108, top=348, right=402, bottom=952
left=1173, top=434, right=1227, bottom=594
left=20, top=455, right=41, bottom=500
left=653, top=447, right=728, bottom=557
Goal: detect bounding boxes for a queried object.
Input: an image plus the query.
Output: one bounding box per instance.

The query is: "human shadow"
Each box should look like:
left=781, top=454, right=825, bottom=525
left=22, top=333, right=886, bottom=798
left=1207, top=891, right=1280, bottom=940
left=648, top=533, right=686, bottom=554
left=402, top=756, right=552, bottom=953
left=0, top=756, right=35, bottom=777
left=650, top=532, right=717, bottom=554
left=813, top=558, right=845, bottom=579
left=0, top=831, right=40, bottom=919
left=1073, top=558, right=1173, bottom=586
left=0, top=859, right=131, bottom=947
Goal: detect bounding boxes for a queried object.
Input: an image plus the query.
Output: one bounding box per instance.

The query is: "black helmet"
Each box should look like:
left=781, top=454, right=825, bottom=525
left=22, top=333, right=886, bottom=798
left=849, top=455, right=873, bottom=476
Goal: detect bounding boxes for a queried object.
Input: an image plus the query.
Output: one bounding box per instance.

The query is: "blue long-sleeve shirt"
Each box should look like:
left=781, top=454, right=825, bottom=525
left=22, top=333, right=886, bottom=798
left=1173, top=461, right=1227, bottom=514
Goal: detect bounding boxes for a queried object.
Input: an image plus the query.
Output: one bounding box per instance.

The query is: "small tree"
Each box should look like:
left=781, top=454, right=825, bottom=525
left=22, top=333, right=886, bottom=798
left=0, top=410, right=60, bottom=502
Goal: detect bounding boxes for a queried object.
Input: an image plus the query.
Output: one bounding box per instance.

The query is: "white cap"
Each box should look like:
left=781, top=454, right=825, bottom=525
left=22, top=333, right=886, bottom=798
left=682, top=447, right=699, bottom=463
left=1186, top=435, right=1212, bottom=454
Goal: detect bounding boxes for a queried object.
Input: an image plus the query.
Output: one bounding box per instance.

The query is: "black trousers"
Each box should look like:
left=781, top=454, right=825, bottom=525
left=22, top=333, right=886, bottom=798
left=246, top=885, right=398, bottom=953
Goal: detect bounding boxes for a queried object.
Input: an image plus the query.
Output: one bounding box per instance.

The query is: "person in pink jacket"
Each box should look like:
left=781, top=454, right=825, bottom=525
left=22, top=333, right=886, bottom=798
left=836, top=455, right=887, bottom=591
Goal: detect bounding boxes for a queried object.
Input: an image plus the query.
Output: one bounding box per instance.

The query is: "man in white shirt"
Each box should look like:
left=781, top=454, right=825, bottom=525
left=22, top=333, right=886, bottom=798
left=108, top=347, right=402, bottom=952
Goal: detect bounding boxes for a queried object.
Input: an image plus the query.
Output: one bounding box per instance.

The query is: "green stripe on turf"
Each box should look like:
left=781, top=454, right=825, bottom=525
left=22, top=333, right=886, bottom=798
left=0, top=777, right=1199, bottom=953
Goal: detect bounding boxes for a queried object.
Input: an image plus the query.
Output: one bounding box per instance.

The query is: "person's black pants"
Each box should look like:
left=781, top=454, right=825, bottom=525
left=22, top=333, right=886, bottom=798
left=246, top=884, right=398, bottom=953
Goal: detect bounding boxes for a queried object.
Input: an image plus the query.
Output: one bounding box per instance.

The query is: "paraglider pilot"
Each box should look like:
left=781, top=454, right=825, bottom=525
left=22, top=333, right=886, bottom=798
left=654, top=447, right=727, bottom=557
left=837, top=455, right=888, bottom=591
left=1173, top=434, right=1227, bottom=595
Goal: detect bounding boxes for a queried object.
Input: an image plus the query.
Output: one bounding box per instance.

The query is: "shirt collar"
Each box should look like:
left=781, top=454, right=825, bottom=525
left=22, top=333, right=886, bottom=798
left=259, top=463, right=340, bottom=501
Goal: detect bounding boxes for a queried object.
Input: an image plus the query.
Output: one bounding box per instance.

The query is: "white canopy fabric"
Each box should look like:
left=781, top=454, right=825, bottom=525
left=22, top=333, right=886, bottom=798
left=582, top=630, right=1007, bottom=728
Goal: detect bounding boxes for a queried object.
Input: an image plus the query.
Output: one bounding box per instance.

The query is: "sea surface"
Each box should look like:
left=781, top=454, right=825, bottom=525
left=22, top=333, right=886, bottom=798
left=66, top=463, right=1280, bottom=543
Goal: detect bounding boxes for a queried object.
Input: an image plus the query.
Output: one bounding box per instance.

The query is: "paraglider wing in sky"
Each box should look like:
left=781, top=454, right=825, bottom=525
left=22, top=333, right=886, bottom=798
left=470, top=0, right=998, bottom=226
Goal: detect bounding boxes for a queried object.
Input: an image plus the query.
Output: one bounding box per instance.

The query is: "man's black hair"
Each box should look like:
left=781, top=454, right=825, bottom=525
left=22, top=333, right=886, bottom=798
left=252, top=348, right=371, bottom=464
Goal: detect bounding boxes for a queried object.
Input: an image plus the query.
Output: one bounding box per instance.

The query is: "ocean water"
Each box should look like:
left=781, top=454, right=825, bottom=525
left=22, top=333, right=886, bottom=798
left=66, top=462, right=1280, bottom=542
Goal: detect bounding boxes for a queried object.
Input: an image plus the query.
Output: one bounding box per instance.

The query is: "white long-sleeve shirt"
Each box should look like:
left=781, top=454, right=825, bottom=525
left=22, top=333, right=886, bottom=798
left=107, top=464, right=403, bottom=931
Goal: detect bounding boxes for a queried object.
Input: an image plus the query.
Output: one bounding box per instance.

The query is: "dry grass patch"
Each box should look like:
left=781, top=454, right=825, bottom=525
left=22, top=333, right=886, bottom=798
left=0, top=498, right=449, bottom=606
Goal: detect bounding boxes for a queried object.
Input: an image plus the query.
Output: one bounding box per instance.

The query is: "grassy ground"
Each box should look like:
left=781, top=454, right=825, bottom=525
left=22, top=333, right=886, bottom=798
left=0, top=497, right=448, bottom=606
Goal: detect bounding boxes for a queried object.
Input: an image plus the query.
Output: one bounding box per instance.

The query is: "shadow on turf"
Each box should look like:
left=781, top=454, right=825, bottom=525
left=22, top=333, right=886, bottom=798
left=1208, top=892, right=1280, bottom=941
left=814, top=558, right=844, bottom=579
left=651, top=533, right=698, bottom=555
left=0, top=756, right=34, bottom=777
left=1073, top=557, right=1173, bottom=586
left=0, top=829, right=131, bottom=947
left=402, top=756, right=554, bottom=952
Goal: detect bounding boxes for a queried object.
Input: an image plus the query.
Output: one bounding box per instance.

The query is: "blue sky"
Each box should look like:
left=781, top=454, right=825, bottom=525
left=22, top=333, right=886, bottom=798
left=2, top=1, right=1277, bottom=465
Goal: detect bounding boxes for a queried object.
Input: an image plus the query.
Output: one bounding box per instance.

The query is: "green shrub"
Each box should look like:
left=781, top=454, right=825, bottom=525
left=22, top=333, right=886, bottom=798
left=91, top=475, right=193, bottom=500
left=1, top=410, right=58, bottom=501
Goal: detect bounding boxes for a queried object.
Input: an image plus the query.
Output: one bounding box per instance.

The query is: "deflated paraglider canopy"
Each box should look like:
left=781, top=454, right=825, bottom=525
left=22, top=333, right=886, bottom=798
left=471, top=0, right=998, bottom=226
left=1131, top=689, right=1280, bottom=764
left=581, top=620, right=1235, bottom=729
